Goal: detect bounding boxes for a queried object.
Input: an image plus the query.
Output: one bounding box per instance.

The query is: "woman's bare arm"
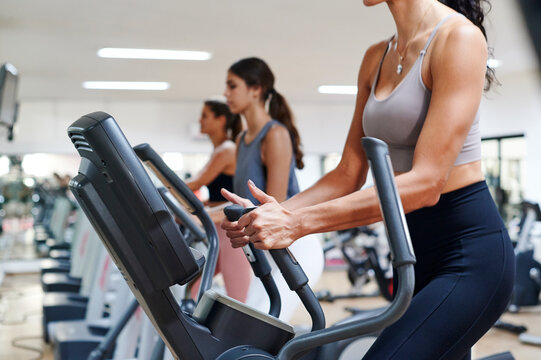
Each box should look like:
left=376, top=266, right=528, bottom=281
left=185, top=142, right=235, bottom=191
left=236, top=23, right=487, bottom=249
left=261, top=124, right=295, bottom=203
left=280, top=42, right=387, bottom=211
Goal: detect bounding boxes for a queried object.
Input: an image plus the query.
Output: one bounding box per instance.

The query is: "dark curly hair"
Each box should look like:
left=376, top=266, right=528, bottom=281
left=438, top=0, right=497, bottom=90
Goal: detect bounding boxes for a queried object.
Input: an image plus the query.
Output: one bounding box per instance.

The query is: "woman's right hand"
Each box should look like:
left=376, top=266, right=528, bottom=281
left=220, top=188, right=255, bottom=247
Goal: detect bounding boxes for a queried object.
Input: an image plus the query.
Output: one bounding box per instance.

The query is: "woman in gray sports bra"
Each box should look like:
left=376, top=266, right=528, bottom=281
left=222, top=1, right=515, bottom=359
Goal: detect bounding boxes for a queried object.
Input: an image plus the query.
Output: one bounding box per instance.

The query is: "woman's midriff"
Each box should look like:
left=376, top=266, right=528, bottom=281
left=395, top=160, right=485, bottom=194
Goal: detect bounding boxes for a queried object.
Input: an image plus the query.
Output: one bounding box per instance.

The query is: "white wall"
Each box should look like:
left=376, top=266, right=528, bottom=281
left=0, top=98, right=357, bottom=182
left=1, top=100, right=211, bottom=155
left=1, top=98, right=357, bottom=156
left=1, top=76, right=540, bottom=199
left=480, top=69, right=541, bottom=202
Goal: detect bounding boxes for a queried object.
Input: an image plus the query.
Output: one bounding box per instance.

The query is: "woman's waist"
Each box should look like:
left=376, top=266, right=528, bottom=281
left=406, top=180, right=506, bottom=242
left=441, top=161, right=484, bottom=194
left=394, top=161, right=483, bottom=191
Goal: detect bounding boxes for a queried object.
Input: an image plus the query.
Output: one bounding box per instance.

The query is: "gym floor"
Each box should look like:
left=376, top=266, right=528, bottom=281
left=0, top=226, right=540, bottom=359
left=291, top=269, right=541, bottom=360
left=0, top=271, right=540, bottom=359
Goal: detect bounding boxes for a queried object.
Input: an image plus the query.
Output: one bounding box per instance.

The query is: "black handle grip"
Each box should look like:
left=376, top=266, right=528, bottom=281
left=362, top=137, right=416, bottom=267
left=223, top=204, right=257, bottom=222
left=223, top=205, right=271, bottom=277
left=223, top=204, right=280, bottom=316
left=223, top=205, right=309, bottom=289
left=223, top=205, right=322, bottom=329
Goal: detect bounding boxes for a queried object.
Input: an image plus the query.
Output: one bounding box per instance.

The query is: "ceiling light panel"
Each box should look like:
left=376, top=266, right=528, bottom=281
left=97, top=48, right=212, bottom=61
left=318, top=85, right=358, bottom=95
left=82, top=81, right=170, bottom=91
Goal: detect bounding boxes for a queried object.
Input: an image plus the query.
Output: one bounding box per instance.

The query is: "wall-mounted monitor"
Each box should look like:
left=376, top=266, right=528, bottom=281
left=0, top=63, right=19, bottom=128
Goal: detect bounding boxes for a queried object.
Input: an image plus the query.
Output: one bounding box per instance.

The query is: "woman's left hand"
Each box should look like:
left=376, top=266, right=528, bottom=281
left=237, top=180, right=303, bottom=250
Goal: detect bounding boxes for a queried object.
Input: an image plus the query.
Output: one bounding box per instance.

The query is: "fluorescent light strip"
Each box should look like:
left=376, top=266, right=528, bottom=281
left=318, top=85, right=358, bottom=95
left=97, top=48, right=212, bottom=61
left=5, top=63, right=18, bottom=75
left=82, top=81, right=170, bottom=91
left=320, top=59, right=502, bottom=95
left=487, top=59, right=502, bottom=69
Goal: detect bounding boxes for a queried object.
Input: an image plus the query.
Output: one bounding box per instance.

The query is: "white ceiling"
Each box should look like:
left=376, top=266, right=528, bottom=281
left=0, top=0, right=538, bottom=104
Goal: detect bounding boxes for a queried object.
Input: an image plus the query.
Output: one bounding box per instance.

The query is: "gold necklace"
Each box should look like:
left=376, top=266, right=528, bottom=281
left=396, top=4, right=433, bottom=75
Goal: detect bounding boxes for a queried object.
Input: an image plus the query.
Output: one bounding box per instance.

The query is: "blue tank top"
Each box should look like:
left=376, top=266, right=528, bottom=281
left=234, top=120, right=300, bottom=205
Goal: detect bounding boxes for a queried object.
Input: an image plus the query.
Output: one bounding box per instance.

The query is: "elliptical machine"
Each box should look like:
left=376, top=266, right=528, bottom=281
left=67, top=111, right=416, bottom=359
left=66, top=111, right=515, bottom=359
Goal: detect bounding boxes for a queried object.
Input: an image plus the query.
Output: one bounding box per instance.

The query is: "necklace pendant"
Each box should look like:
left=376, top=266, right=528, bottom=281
left=396, top=64, right=403, bottom=75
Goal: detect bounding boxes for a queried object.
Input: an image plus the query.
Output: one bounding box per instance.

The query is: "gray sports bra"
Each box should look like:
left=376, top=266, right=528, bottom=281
left=363, top=13, right=481, bottom=172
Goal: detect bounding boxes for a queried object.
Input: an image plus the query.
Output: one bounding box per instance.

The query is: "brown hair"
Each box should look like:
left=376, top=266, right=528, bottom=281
left=229, top=57, right=304, bottom=169
left=204, top=100, right=242, bottom=140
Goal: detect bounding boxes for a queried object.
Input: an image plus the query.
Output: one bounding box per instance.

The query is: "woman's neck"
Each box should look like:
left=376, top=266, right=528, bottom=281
left=243, top=103, right=271, bottom=138
left=388, top=0, right=440, bottom=49
left=208, top=132, right=228, bottom=149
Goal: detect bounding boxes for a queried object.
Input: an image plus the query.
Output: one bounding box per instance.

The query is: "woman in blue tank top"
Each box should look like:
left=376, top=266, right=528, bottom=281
left=222, top=57, right=324, bottom=321
left=185, top=99, right=253, bottom=302
left=222, top=1, right=515, bottom=359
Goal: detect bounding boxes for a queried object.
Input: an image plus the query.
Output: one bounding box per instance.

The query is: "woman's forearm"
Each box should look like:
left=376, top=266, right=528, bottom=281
left=294, top=186, right=380, bottom=235
left=185, top=179, right=200, bottom=192
left=282, top=165, right=366, bottom=212
left=293, top=170, right=439, bottom=236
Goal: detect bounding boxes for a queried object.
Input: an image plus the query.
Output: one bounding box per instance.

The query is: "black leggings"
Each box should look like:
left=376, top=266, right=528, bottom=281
left=364, top=181, right=515, bottom=360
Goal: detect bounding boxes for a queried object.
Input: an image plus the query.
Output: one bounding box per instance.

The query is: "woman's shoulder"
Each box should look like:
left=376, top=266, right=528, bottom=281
left=432, top=14, right=487, bottom=54
left=261, top=121, right=293, bottom=151
left=217, top=139, right=236, bottom=150
left=360, top=39, right=390, bottom=71
left=357, top=38, right=391, bottom=88
left=266, top=120, right=290, bottom=139
left=214, top=139, right=237, bottom=157
left=365, top=39, right=390, bottom=62
left=426, top=14, right=487, bottom=79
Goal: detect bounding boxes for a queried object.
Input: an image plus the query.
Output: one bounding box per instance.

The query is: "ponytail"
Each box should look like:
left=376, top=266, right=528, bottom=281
left=228, top=114, right=243, bottom=140
left=204, top=100, right=242, bottom=140
left=268, top=90, right=304, bottom=169
left=438, top=0, right=497, bottom=90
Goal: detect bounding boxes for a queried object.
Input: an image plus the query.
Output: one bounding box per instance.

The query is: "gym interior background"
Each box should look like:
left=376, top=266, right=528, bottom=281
left=0, top=0, right=540, bottom=359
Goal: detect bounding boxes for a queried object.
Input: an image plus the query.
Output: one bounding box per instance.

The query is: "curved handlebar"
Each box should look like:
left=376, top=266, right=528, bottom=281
left=362, top=137, right=416, bottom=267
left=277, top=137, right=416, bottom=359
left=133, top=143, right=218, bottom=302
